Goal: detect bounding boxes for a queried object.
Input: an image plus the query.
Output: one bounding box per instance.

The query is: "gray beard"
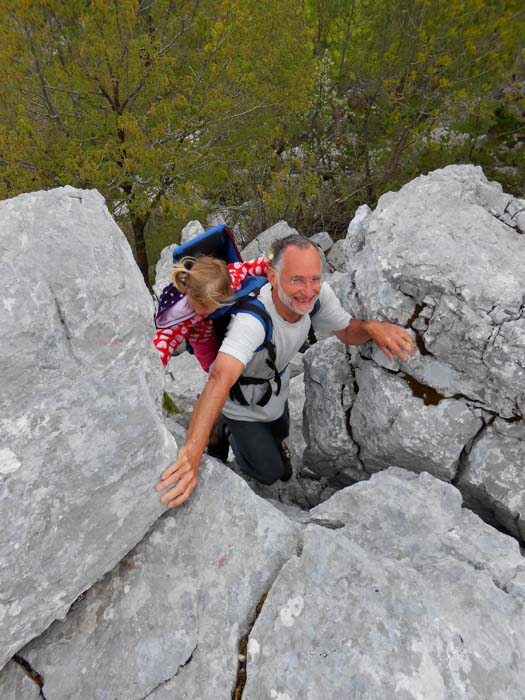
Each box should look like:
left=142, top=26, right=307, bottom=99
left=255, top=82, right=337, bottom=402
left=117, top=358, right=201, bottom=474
left=276, top=284, right=316, bottom=316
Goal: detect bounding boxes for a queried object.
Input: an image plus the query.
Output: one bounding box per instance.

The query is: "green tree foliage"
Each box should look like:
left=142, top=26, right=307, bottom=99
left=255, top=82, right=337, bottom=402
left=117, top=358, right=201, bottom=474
left=295, top=0, right=525, bottom=232
left=1, top=0, right=522, bottom=272
left=0, top=0, right=312, bottom=283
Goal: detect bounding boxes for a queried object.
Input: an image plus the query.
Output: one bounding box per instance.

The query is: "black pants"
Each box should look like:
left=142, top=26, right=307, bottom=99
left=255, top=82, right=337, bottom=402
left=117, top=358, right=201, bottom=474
left=223, top=403, right=289, bottom=485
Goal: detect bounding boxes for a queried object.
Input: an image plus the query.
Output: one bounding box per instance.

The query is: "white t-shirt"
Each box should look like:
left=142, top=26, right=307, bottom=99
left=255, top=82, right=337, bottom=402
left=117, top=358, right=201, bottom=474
left=219, top=282, right=351, bottom=422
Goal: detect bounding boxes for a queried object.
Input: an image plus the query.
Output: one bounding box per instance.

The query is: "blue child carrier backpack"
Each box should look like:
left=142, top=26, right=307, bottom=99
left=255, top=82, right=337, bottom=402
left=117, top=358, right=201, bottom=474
left=154, top=224, right=281, bottom=407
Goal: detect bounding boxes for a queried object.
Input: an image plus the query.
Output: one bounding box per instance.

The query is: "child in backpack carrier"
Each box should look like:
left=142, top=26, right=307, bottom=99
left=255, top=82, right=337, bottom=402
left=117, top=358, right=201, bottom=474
left=153, top=255, right=268, bottom=371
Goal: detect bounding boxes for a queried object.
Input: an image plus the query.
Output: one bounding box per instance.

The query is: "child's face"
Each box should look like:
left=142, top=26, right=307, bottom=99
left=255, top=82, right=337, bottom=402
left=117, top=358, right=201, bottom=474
left=187, top=296, right=217, bottom=317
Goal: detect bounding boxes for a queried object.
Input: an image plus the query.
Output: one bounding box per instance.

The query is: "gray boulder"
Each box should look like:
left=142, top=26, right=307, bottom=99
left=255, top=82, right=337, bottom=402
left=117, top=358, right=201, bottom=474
left=242, top=469, right=525, bottom=699
left=303, top=165, right=525, bottom=537
left=302, top=337, right=362, bottom=484
left=180, top=219, right=205, bottom=245
left=3, top=460, right=299, bottom=700
left=310, top=231, right=333, bottom=253
left=0, top=187, right=174, bottom=669
left=303, top=340, right=484, bottom=485
left=345, top=164, right=525, bottom=418
left=350, top=360, right=484, bottom=480
left=163, top=351, right=208, bottom=428
left=458, top=418, right=525, bottom=541
left=0, top=661, right=40, bottom=699
left=322, top=270, right=355, bottom=315
left=326, top=238, right=346, bottom=271
left=241, top=220, right=298, bottom=259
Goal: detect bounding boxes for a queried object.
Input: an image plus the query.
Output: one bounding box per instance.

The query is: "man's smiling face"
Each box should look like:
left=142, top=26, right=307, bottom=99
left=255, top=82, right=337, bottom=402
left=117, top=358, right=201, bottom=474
left=268, top=244, right=322, bottom=322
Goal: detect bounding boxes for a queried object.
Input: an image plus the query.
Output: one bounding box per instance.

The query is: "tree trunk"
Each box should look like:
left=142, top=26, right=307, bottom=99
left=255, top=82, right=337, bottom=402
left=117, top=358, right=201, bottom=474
left=131, top=215, right=150, bottom=288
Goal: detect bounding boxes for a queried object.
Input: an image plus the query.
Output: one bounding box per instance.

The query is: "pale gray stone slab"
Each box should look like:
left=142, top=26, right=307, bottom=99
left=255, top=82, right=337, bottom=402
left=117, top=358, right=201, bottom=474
left=344, top=164, right=525, bottom=418
left=458, top=418, right=525, bottom=540
left=243, top=470, right=525, bottom=699
left=8, top=461, right=299, bottom=700
left=322, top=270, right=355, bottom=316
left=350, top=361, right=483, bottom=480
left=0, top=187, right=173, bottom=668
left=180, top=219, right=205, bottom=245
left=0, top=661, right=40, bottom=699
left=163, top=351, right=208, bottom=425
left=152, top=243, right=177, bottom=299
left=311, top=468, right=525, bottom=592
left=326, top=238, right=346, bottom=271
left=310, top=231, right=333, bottom=252
left=302, top=337, right=363, bottom=483
left=241, top=220, right=299, bottom=259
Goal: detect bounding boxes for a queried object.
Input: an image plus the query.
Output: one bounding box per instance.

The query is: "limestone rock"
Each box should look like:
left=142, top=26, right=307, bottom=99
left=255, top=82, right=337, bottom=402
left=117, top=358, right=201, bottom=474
left=297, top=165, right=525, bottom=533
left=152, top=243, right=176, bottom=300
left=322, top=270, right=355, bottom=316
left=344, top=164, right=525, bottom=419
left=350, top=361, right=484, bottom=480
left=163, top=351, right=208, bottom=427
left=0, top=661, right=40, bottom=699
left=458, top=418, right=525, bottom=541
left=302, top=337, right=362, bottom=484
left=242, top=469, right=525, bottom=699
left=0, top=187, right=173, bottom=668
left=4, top=460, right=299, bottom=700
left=326, top=238, right=346, bottom=271
left=310, top=231, right=333, bottom=253
left=241, top=220, right=298, bottom=259
left=180, top=219, right=205, bottom=245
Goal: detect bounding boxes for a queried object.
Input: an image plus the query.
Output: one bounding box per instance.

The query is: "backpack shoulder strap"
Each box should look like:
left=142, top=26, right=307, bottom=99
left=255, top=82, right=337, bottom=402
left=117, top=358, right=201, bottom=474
left=229, top=296, right=273, bottom=349
left=310, top=298, right=321, bottom=318
left=302, top=297, right=321, bottom=348
left=226, top=293, right=284, bottom=407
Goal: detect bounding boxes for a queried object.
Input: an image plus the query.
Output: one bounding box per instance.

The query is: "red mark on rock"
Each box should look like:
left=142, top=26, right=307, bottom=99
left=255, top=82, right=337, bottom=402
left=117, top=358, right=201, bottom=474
left=218, top=556, right=227, bottom=568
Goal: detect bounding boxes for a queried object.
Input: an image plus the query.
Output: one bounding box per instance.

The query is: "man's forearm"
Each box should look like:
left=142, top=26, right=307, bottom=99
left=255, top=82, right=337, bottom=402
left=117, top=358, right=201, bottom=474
left=156, top=354, right=244, bottom=509
left=335, top=318, right=416, bottom=362
left=184, top=352, right=245, bottom=459
left=185, top=372, right=231, bottom=457
left=336, top=318, right=376, bottom=346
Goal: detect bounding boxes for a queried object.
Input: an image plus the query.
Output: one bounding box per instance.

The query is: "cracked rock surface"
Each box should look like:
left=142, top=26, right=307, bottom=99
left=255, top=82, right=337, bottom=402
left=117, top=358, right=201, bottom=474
left=0, top=460, right=299, bottom=700
left=240, top=220, right=299, bottom=259
left=242, top=469, right=525, bottom=700
left=3, top=178, right=525, bottom=699
left=0, top=187, right=173, bottom=670
left=303, top=337, right=362, bottom=484
left=0, top=661, right=41, bottom=699
left=345, top=164, right=525, bottom=418
left=304, top=165, right=525, bottom=538
left=350, top=361, right=483, bottom=480
left=458, top=418, right=525, bottom=541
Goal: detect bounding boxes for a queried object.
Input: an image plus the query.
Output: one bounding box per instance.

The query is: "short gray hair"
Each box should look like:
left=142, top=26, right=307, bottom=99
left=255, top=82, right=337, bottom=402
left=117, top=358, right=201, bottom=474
left=270, top=234, right=320, bottom=272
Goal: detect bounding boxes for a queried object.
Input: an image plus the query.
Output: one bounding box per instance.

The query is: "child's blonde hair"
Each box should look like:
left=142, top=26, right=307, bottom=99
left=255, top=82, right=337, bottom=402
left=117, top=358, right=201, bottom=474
left=171, top=255, right=232, bottom=309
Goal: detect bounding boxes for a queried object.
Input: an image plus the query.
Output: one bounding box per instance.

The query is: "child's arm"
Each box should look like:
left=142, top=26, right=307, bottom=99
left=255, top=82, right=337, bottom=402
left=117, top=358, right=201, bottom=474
left=153, top=317, right=196, bottom=366
left=228, top=256, right=268, bottom=290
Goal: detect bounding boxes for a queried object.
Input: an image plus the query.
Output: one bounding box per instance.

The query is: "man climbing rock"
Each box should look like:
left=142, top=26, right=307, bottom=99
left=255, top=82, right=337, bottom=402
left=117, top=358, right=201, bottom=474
left=156, top=234, right=416, bottom=507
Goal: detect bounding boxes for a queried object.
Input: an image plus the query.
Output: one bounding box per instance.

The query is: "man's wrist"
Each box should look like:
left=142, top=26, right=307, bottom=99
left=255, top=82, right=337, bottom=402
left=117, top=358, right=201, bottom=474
left=361, top=319, right=378, bottom=339
left=183, top=438, right=204, bottom=466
